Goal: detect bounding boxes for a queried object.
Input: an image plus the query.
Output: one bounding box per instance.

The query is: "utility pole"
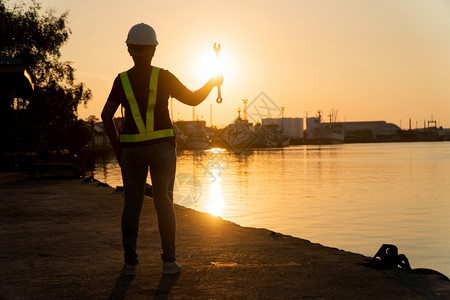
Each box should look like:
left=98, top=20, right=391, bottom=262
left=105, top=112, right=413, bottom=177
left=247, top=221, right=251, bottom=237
left=243, top=99, right=248, bottom=120
left=210, top=104, right=213, bottom=127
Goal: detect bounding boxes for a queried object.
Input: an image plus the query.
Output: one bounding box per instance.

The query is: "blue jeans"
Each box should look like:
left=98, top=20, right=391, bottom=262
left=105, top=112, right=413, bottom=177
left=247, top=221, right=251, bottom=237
left=120, top=142, right=176, bottom=265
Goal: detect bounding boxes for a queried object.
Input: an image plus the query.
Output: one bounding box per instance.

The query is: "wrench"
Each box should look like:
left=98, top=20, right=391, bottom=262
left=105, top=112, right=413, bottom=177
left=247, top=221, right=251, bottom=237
left=213, top=42, right=222, bottom=103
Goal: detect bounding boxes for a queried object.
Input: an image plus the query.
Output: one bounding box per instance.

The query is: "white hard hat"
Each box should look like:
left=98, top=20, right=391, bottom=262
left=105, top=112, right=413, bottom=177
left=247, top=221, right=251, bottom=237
left=126, top=23, right=158, bottom=45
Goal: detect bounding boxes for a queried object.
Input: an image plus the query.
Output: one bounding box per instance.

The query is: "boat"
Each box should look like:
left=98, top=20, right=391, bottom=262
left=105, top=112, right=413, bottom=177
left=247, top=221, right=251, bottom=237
left=217, top=109, right=291, bottom=152
left=216, top=112, right=258, bottom=152
left=414, top=118, right=445, bottom=141
left=304, top=111, right=345, bottom=144
left=173, top=120, right=212, bottom=150
left=254, top=123, right=290, bottom=147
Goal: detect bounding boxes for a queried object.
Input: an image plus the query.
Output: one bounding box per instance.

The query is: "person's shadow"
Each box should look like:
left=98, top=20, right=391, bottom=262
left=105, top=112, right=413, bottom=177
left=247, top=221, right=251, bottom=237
left=152, top=272, right=181, bottom=300
left=107, top=272, right=181, bottom=300
left=108, top=274, right=134, bottom=300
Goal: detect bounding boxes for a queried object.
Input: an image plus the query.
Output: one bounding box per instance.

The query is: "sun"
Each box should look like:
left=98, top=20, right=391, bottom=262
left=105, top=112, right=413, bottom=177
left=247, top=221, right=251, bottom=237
left=192, top=44, right=234, bottom=84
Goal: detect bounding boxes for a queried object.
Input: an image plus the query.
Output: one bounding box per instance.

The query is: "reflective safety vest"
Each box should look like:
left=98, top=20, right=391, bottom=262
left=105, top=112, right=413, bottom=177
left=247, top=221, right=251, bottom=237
left=119, top=67, right=174, bottom=143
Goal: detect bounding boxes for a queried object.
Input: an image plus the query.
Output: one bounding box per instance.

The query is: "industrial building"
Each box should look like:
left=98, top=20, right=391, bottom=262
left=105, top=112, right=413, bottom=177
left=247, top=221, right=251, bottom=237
left=342, top=121, right=401, bottom=142
left=262, top=117, right=304, bottom=144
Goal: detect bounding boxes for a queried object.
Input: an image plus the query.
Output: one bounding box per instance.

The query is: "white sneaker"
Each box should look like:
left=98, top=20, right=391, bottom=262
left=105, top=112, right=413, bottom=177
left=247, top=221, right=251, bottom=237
left=121, top=263, right=136, bottom=276
left=163, top=261, right=181, bottom=275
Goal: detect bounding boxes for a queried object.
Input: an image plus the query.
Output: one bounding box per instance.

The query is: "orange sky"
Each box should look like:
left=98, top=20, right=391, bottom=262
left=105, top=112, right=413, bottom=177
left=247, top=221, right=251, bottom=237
left=10, top=0, right=450, bottom=128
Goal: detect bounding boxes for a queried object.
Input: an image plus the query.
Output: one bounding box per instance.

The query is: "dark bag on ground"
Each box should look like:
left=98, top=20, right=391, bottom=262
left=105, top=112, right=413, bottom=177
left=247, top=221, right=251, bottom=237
left=369, top=244, right=411, bottom=270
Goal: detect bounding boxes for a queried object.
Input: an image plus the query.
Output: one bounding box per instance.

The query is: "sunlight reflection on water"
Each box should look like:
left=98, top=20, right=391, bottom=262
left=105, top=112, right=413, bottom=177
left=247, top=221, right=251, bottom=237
left=207, top=181, right=225, bottom=216
left=91, top=142, right=450, bottom=277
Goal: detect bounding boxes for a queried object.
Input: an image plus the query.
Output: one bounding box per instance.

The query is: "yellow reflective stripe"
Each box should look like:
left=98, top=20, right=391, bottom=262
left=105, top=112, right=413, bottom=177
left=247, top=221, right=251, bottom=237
left=119, top=72, right=146, bottom=134
left=120, top=67, right=172, bottom=143
left=146, top=67, right=160, bottom=132
left=119, top=129, right=174, bottom=143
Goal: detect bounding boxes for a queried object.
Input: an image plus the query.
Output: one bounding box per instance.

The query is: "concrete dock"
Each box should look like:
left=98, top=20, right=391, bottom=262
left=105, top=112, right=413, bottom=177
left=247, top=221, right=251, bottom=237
left=1, top=174, right=449, bottom=299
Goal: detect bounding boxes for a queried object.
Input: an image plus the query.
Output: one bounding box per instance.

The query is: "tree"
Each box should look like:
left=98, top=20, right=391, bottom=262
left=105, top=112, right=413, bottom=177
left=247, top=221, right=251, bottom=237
left=86, top=115, right=100, bottom=124
left=0, top=0, right=92, bottom=167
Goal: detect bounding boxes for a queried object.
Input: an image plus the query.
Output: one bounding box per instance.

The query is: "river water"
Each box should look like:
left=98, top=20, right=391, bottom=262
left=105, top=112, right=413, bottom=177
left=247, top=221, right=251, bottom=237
left=92, top=142, right=450, bottom=277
